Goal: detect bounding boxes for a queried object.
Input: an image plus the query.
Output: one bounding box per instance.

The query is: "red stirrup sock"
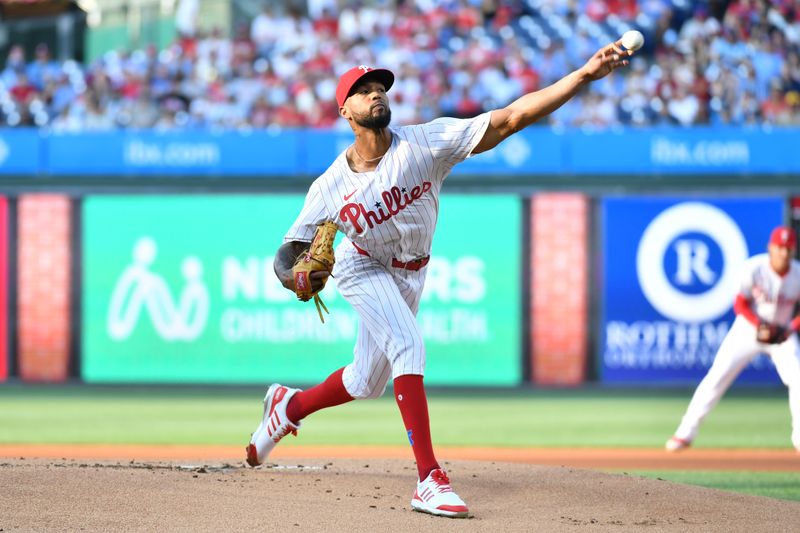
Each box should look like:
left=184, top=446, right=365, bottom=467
left=393, top=374, right=440, bottom=481
left=285, top=367, right=353, bottom=425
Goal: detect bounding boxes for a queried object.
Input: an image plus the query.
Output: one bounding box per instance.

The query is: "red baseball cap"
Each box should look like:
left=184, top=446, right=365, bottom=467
left=336, top=65, right=394, bottom=107
left=770, top=226, right=797, bottom=248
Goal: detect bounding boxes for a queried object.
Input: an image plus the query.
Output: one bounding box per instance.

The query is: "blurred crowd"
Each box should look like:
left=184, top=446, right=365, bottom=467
left=1, top=0, right=799, bottom=130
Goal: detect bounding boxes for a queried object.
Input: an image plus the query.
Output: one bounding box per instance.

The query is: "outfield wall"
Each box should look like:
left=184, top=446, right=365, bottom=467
left=0, top=191, right=796, bottom=387
left=0, top=126, right=799, bottom=387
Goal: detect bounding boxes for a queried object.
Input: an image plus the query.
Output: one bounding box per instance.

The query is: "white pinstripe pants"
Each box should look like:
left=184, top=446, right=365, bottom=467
left=333, top=244, right=427, bottom=399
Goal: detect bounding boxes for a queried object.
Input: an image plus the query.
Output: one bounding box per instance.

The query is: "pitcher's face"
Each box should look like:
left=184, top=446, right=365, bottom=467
left=341, top=80, right=391, bottom=129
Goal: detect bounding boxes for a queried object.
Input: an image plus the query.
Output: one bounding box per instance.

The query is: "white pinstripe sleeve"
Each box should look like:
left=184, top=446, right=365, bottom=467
left=423, top=112, right=491, bottom=167
left=284, top=181, right=329, bottom=243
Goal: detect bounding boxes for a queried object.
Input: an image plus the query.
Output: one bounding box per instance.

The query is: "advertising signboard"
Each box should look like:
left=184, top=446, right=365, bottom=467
left=601, top=197, right=784, bottom=384
left=83, top=195, right=521, bottom=385
left=0, top=129, right=40, bottom=175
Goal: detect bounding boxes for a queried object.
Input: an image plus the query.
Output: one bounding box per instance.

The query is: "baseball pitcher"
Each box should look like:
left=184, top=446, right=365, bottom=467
left=246, top=42, right=635, bottom=517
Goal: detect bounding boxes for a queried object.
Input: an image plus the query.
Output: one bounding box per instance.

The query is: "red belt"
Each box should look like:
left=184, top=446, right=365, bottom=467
left=353, top=242, right=430, bottom=271
left=391, top=257, right=430, bottom=271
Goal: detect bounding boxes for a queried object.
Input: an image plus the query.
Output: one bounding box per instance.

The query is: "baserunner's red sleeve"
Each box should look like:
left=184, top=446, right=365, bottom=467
left=733, top=294, right=760, bottom=326
left=790, top=316, right=800, bottom=332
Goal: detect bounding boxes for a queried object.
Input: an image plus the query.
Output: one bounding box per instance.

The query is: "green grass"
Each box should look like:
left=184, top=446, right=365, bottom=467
left=629, top=471, right=800, bottom=501
left=1, top=385, right=797, bottom=501
left=0, top=386, right=792, bottom=448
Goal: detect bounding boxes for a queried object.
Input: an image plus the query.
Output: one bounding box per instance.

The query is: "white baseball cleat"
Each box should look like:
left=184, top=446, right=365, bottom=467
left=411, top=468, right=469, bottom=518
left=245, top=384, right=302, bottom=467
left=665, top=436, right=692, bottom=452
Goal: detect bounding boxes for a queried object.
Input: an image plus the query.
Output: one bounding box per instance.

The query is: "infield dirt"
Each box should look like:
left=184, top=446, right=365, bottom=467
left=2, top=453, right=799, bottom=532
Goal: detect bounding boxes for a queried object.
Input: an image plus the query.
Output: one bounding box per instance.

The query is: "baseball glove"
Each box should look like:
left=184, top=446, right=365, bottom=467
left=756, top=322, right=788, bottom=344
left=292, top=221, right=337, bottom=322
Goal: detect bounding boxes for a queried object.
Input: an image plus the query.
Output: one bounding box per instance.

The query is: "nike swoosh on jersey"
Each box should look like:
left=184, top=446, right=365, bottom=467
left=344, top=190, right=358, bottom=201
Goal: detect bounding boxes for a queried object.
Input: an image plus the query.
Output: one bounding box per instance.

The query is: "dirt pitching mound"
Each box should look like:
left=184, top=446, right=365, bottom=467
left=1, top=458, right=798, bottom=532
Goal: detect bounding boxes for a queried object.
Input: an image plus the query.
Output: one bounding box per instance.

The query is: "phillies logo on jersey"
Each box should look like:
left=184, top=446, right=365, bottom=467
left=339, top=181, right=432, bottom=234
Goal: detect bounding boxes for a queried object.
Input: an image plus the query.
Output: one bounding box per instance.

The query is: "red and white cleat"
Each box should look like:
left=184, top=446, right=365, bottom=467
left=665, top=436, right=692, bottom=452
left=245, top=384, right=301, bottom=467
left=411, top=468, right=469, bottom=518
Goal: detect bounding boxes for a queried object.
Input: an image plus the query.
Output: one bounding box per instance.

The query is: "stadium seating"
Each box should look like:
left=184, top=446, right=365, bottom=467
left=0, top=0, right=798, bottom=130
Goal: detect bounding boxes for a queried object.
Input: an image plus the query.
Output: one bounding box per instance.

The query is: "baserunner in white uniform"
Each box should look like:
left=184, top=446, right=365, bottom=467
left=247, top=41, right=636, bottom=518
left=667, top=226, right=800, bottom=453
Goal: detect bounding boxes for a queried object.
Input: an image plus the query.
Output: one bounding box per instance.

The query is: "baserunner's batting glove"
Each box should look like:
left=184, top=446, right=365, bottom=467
left=292, top=221, right=337, bottom=322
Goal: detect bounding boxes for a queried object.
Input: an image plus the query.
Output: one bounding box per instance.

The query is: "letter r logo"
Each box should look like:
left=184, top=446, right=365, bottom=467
left=358, top=65, right=371, bottom=73
left=673, top=239, right=716, bottom=286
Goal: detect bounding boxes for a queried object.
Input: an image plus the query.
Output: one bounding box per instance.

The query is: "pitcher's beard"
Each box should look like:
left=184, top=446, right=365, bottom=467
left=354, top=108, right=391, bottom=129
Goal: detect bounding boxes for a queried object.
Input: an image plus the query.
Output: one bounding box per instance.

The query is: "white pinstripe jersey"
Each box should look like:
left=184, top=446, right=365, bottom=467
left=740, top=253, right=800, bottom=326
left=285, top=113, right=491, bottom=263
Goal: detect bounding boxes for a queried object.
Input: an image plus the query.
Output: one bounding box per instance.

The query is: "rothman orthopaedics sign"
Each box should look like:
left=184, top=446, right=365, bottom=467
left=600, top=197, right=784, bottom=385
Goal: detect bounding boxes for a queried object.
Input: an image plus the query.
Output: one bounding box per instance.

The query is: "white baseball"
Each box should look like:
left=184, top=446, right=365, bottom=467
left=620, top=30, right=644, bottom=51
